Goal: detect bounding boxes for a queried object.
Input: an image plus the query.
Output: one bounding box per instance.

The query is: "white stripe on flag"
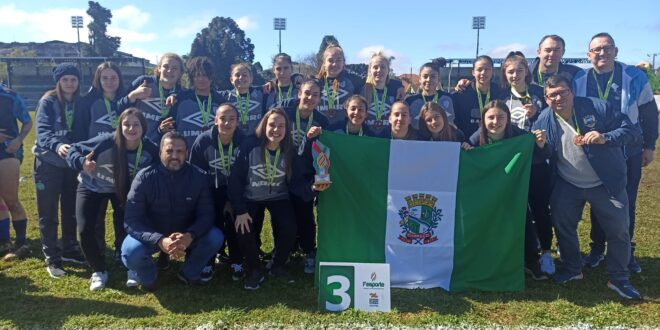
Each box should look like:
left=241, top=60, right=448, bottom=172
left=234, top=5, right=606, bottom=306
left=385, top=140, right=461, bottom=289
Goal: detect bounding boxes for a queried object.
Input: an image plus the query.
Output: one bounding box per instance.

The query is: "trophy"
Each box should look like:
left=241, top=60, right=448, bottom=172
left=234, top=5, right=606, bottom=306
left=311, top=140, right=332, bottom=184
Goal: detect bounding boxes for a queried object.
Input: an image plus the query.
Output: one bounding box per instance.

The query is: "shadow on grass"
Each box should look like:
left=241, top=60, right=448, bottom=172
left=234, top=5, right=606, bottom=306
left=0, top=272, right=157, bottom=328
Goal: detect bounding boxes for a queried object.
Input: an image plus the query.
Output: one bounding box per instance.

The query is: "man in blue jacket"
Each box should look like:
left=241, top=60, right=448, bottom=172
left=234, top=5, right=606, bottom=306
left=573, top=33, right=659, bottom=273
left=121, top=131, right=224, bottom=291
left=532, top=75, right=642, bottom=300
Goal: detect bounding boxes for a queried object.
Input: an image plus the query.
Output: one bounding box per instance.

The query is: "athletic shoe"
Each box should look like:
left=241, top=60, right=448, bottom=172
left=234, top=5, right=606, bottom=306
left=46, top=261, right=66, bottom=278
left=200, top=265, right=215, bottom=283
left=0, top=241, right=12, bottom=257
left=139, top=281, right=157, bottom=292
left=230, top=263, right=245, bottom=281
left=582, top=251, right=605, bottom=268
left=269, top=266, right=295, bottom=284
left=3, top=244, right=31, bottom=261
left=157, top=252, right=170, bottom=271
left=524, top=262, right=549, bottom=281
left=259, top=248, right=272, bottom=260
left=62, top=249, right=86, bottom=264
left=126, top=270, right=140, bottom=288
left=244, top=270, right=265, bottom=290
left=304, top=253, right=316, bottom=274
left=553, top=269, right=583, bottom=284
left=607, top=279, right=642, bottom=300
left=89, top=271, right=108, bottom=291
left=539, top=251, right=556, bottom=275
left=216, top=250, right=231, bottom=264
left=177, top=271, right=206, bottom=286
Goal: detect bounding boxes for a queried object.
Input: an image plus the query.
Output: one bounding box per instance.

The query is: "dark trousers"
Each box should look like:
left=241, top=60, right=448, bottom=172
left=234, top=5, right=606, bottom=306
left=252, top=204, right=266, bottom=249
left=213, top=191, right=242, bottom=265
left=236, top=199, right=297, bottom=272
left=529, top=163, right=553, bottom=251
left=33, top=158, right=79, bottom=263
left=589, top=152, right=642, bottom=254
left=292, top=194, right=316, bottom=254
left=76, top=185, right=123, bottom=272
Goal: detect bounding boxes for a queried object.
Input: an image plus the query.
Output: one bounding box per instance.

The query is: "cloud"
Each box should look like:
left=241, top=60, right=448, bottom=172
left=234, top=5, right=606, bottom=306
left=0, top=4, right=157, bottom=45
left=112, top=5, right=149, bottom=30
left=235, top=16, right=258, bottom=31
left=170, top=14, right=214, bottom=38
left=355, top=45, right=412, bottom=75
left=486, top=43, right=534, bottom=58
left=0, top=4, right=89, bottom=43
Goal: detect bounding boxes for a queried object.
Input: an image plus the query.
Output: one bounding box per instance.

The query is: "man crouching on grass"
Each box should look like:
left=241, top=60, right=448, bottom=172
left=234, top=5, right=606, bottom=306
left=121, top=131, right=224, bottom=291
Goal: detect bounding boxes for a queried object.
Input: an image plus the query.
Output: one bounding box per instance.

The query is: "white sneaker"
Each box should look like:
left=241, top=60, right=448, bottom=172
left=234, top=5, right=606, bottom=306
left=126, top=270, right=140, bottom=288
left=89, top=271, right=109, bottom=291
left=540, top=252, right=556, bottom=275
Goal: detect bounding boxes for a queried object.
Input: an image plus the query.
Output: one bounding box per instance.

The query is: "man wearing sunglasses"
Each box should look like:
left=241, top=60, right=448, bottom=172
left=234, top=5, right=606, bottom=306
left=573, top=33, right=659, bottom=275
left=532, top=75, right=642, bottom=300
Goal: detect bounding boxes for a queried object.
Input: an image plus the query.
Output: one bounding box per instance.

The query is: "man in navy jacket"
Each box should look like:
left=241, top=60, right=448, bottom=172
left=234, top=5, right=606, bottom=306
left=121, top=131, right=223, bottom=290
left=532, top=75, right=642, bottom=300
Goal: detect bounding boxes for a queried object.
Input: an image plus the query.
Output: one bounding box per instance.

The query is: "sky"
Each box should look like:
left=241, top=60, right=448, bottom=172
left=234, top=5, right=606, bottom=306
left=1, top=0, right=659, bottom=74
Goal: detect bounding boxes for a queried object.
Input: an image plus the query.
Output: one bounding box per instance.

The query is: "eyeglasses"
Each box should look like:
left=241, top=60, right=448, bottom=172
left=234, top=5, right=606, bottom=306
left=589, top=45, right=615, bottom=54
left=545, top=89, right=571, bottom=100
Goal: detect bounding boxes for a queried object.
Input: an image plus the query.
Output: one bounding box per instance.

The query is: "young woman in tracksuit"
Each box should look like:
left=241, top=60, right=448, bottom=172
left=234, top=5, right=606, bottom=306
left=77, top=62, right=127, bottom=262
left=418, top=102, right=465, bottom=142
left=0, top=85, right=32, bottom=261
left=281, top=80, right=327, bottom=273
left=219, top=63, right=268, bottom=138
left=229, top=108, right=326, bottom=290
left=120, top=53, right=184, bottom=144
left=189, top=103, right=245, bottom=281
left=498, top=52, right=555, bottom=277
left=454, top=55, right=502, bottom=137
left=67, top=108, right=159, bottom=290
left=327, top=95, right=376, bottom=137
left=360, top=52, right=404, bottom=136
left=466, top=100, right=549, bottom=280
left=384, top=101, right=419, bottom=140
left=265, top=53, right=300, bottom=109
left=404, top=62, right=456, bottom=130
left=34, top=63, right=86, bottom=277
left=173, top=56, right=223, bottom=151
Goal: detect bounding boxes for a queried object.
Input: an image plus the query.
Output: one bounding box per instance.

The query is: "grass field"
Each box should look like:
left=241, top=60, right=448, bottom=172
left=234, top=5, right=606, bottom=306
left=0, top=115, right=658, bottom=329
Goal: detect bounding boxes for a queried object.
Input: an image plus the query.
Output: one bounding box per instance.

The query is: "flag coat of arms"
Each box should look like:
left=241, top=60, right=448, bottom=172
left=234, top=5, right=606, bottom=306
left=316, top=132, right=534, bottom=292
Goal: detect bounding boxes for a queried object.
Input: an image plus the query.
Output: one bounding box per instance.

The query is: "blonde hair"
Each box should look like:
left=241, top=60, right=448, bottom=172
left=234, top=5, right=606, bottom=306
left=363, top=52, right=392, bottom=107
left=155, top=52, right=184, bottom=80
left=316, top=44, right=344, bottom=95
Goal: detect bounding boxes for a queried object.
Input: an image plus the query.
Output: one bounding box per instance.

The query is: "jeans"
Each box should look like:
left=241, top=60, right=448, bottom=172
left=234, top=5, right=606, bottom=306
left=121, top=227, right=224, bottom=285
left=551, top=177, right=630, bottom=280
left=589, top=152, right=642, bottom=254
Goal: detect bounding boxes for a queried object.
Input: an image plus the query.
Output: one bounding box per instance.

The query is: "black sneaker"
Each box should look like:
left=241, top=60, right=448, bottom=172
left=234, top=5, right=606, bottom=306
left=177, top=271, right=206, bottom=286
left=259, top=248, right=272, bottom=260
left=244, top=269, right=265, bottom=290
left=0, top=240, right=12, bottom=257
left=62, top=249, right=86, bottom=264
left=200, top=265, right=215, bottom=283
left=139, top=281, right=157, bottom=292
left=269, top=266, right=295, bottom=284
left=157, top=252, right=170, bottom=271
left=524, top=262, right=550, bottom=281
left=3, top=243, right=31, bottom=261
left=230, top=263, right=245, bottom=281
left=46, top=261, right=66, bottom=278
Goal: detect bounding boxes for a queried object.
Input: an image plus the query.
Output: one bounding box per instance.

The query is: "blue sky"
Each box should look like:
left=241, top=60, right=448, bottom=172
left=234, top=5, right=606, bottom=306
left=1, top=0, right=659, bottom=74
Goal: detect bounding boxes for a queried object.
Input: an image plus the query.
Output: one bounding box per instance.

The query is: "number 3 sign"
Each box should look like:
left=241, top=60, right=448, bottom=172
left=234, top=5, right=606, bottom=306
left=318, top=262, right=391, bottom=312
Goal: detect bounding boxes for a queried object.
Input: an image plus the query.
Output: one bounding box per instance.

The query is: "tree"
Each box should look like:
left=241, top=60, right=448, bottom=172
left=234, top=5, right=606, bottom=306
left=315, top=35, right=340, bottom=71
left=86, top=1, right=121, bottom=57
left=190, top=17, right=255, bottom=91
left=345, top=63, right=368, bottom=77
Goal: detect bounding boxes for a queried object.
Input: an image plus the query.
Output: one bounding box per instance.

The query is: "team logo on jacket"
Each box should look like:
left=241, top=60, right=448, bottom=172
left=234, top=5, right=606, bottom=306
left=582, top=115, right=596, bottom=129
left=249, top=164, right=286, bottom=181
left=95, top=114, right=115, bottom=127
left=181, top=112, right=211, bottom=128
left=397, top=193, right=442, bottom=245
left=142, top=98, right=165, bottom=114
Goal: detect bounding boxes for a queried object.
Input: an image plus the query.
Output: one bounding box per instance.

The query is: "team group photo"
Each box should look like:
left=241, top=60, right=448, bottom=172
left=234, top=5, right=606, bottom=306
left=0, top=0, right=658, bottom=328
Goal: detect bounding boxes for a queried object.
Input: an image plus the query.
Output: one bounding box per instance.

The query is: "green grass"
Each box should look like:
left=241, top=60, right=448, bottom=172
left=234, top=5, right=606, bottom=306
left=0, top=114, right=658, bottom=329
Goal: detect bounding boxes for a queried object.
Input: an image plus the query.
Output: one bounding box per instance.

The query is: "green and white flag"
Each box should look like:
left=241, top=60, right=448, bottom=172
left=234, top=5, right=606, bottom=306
left=316, top=132, right=534, bottom=292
